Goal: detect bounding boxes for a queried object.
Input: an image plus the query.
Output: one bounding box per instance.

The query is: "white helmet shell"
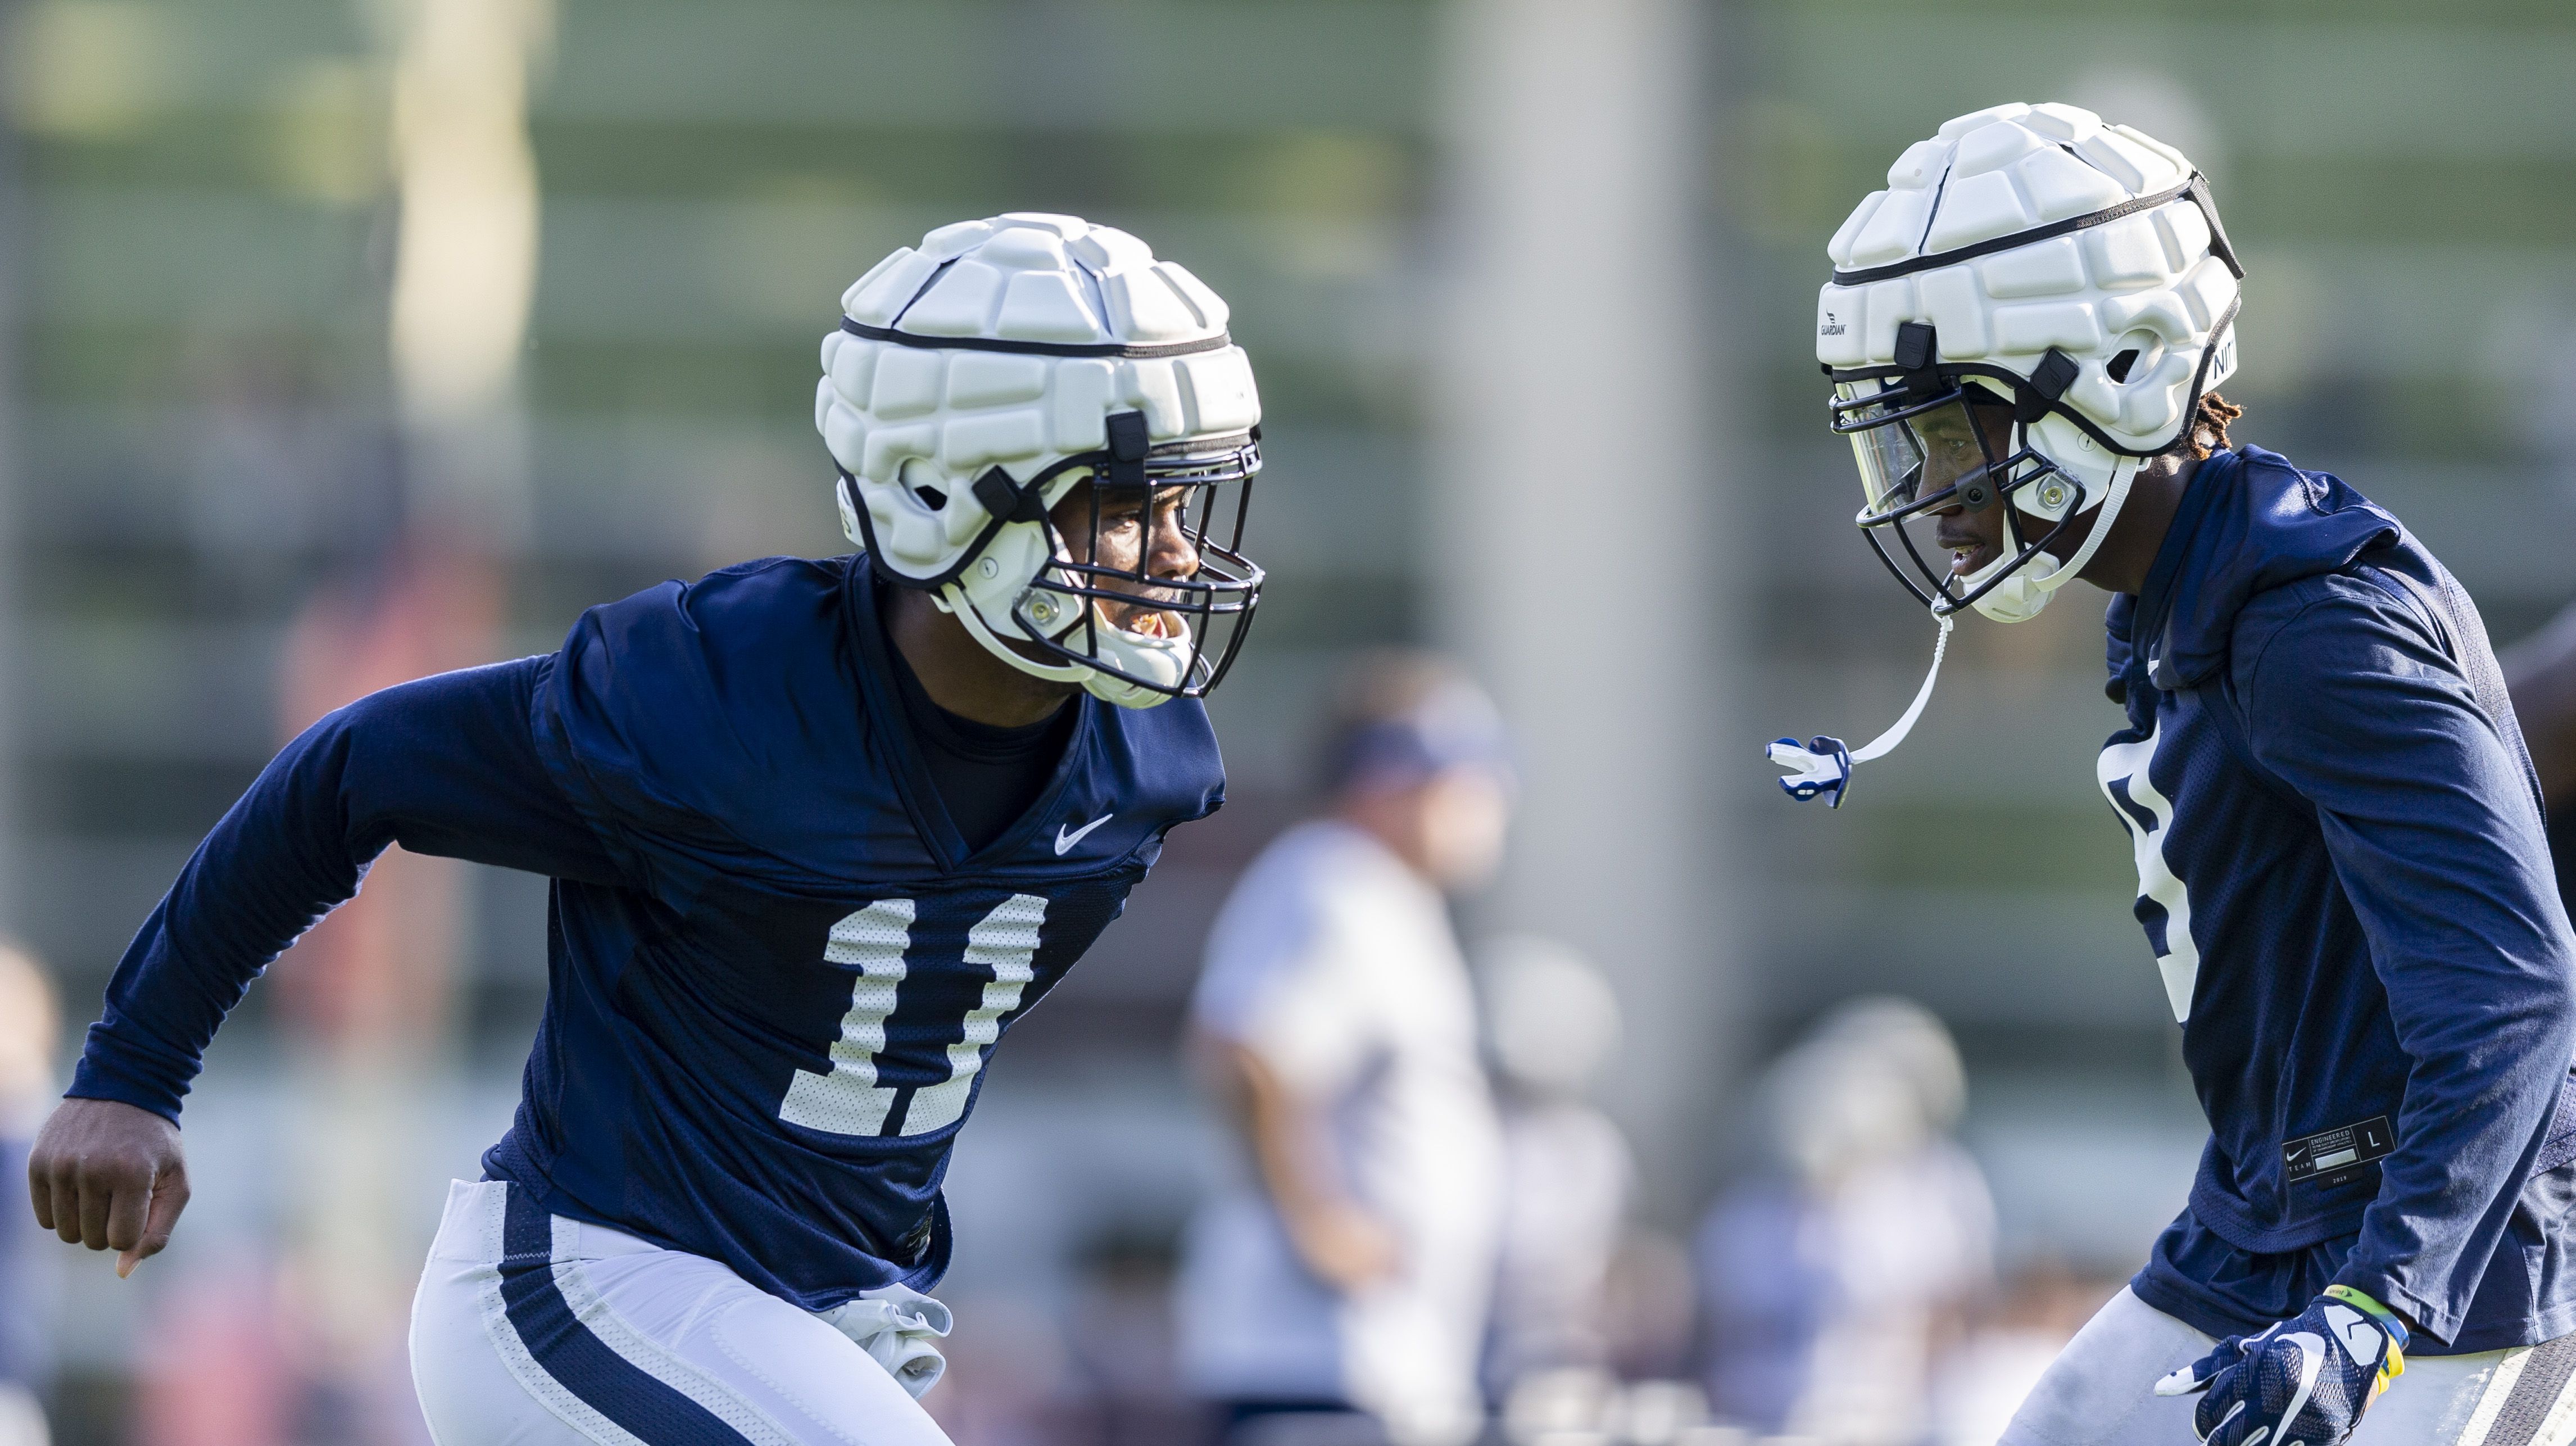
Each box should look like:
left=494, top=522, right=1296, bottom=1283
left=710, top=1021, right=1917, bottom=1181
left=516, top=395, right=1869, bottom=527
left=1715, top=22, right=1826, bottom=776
left=816, top=213, right=1264, bottom=705
left=1817, top=103, right=2242, bottom=621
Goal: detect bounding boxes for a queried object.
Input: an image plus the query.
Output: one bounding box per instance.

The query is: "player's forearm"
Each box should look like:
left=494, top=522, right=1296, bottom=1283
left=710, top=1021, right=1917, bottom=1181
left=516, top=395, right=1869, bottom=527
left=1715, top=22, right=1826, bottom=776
left=1198, top=1033, right=1387, bottom=1264
left=2337, top=986, right=2576, bottom=1342
left=70, top=659, right=615, bottom=1119
left=1214, top=1040, right=1344, bottom=1220
left=2338, top=868, right=2576, bottom=1338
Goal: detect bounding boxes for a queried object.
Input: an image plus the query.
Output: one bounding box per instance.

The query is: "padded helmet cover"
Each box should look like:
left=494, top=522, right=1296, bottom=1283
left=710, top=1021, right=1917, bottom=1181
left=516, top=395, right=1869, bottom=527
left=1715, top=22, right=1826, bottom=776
left=820, top=213, right=1259, bottom=580
left=1816, top=101, right=2241, bottom=507
left=815, top=213, right=1263, bottom=705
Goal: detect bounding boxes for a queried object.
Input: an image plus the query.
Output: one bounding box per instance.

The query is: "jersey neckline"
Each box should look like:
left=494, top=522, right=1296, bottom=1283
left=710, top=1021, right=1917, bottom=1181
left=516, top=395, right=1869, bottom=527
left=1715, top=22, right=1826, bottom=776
left=838, top=556, right=1100, bottom=873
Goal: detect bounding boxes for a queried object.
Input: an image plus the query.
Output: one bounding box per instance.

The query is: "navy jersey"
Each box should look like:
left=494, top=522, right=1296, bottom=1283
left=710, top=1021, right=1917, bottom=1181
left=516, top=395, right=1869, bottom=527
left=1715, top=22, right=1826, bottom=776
left=70, top=555, right=1224, bottom=1308
left=2099, top=447, right=2576, bottom=1351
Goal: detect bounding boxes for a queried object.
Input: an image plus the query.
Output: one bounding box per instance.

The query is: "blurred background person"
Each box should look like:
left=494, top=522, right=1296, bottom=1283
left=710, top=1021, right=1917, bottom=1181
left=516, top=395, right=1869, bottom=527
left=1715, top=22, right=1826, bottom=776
left=1476, top=935, right=1635, bottom=1400
left=0, top=944, right=60, bottom=1446
left=1175, top=654, right=1512, bottom=1446
left=1696, top=999, right=1995, bottom=1445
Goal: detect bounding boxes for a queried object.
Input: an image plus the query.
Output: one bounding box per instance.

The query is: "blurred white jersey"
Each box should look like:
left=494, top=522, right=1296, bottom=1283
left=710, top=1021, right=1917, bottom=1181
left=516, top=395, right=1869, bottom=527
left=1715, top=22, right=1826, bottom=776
left=0, top=1386, right=45, bottom=1446
left=411, top=1180, right=955, bottom=1446
left=1176, top=820, right=1505, bottom=1446
left=1487, top=1100, right=1633, bottom=1387
left=1699, top=1141, right=1996, bottom=1443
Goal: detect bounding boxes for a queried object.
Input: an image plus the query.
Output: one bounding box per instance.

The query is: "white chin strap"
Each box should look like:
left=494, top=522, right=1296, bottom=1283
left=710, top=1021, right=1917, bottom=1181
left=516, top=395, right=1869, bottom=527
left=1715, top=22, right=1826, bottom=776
left=936, top=583, right=1091, bottom=683
left=1962, top=464, right=2135, bottom=624
left=1766, top=610, right=1953, bottom=808
left=935, top=582, right=1190, bottom=710
left=1762, top=460, right=2139, bottom=809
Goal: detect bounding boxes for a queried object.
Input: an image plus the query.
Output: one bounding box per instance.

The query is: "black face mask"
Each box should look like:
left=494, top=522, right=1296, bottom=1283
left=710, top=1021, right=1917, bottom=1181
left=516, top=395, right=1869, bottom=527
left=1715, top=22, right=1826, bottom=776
left=1826, top=320, right=2100, bottom=618
left=842, top=413, right=1265, bottom=702
left=1831, top=375, right=2091, bottom=618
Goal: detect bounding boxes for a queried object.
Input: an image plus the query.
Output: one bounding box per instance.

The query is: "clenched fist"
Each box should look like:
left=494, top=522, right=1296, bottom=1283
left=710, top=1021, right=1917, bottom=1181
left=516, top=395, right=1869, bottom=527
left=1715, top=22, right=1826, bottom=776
left=26, top=1097, right=191, bottom=1277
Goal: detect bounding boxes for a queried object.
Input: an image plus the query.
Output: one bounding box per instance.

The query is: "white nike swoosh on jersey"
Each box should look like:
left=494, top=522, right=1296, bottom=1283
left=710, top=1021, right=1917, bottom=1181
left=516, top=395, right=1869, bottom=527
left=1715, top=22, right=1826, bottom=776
left=1055, top=815, right=1113, bottom=855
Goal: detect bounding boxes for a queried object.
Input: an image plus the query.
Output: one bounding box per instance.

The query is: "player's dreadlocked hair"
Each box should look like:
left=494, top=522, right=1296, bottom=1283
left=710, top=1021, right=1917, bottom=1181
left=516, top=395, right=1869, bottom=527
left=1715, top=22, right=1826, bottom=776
left=2180, top=391, right=2243, bottom=460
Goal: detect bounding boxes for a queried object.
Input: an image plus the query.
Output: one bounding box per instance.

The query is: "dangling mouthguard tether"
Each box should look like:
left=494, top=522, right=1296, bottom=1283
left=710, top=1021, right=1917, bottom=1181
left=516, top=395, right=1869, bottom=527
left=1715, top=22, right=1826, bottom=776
left=1766, top=611, right=1953, bottom=808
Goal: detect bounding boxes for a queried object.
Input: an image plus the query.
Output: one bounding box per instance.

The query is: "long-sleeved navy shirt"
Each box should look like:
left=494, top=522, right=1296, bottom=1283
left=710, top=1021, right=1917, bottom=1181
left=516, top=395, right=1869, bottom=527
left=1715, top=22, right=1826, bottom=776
left=2106, top=447, right=2576, bottom=1351
left=69, top=554, right=1225, bottom=1307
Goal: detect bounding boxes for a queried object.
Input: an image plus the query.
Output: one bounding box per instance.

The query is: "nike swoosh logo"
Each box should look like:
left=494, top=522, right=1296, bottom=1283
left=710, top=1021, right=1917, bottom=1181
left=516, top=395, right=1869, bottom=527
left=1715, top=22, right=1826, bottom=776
left=1055, top=814, right=1113, bottom=855
left=2275, top=1330, right=2328, bottom=1435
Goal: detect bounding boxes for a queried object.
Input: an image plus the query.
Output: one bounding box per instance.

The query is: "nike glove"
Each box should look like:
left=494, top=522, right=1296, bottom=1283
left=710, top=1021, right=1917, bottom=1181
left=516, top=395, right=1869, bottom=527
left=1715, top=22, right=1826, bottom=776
left=2154, top=1285, right=2407, bottom=1446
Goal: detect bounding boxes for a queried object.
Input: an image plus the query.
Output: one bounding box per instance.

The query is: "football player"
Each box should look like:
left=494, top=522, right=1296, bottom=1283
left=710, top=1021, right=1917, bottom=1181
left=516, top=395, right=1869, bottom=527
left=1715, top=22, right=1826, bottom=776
left=1777, top=105, right=2576, bottom=1445
left=25, top=214, right=1264, bottom=1446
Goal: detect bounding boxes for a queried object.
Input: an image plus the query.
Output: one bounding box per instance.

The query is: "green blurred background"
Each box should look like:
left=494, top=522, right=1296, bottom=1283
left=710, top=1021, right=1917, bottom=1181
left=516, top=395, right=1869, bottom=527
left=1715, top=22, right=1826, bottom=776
left=3, top=2, right=2572, bottom=1443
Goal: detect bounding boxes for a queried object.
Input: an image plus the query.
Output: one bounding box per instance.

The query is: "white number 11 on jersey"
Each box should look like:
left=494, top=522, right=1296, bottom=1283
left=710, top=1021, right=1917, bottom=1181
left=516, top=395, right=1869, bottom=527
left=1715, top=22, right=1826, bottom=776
left=777, top=894, right=1049, bottom=1139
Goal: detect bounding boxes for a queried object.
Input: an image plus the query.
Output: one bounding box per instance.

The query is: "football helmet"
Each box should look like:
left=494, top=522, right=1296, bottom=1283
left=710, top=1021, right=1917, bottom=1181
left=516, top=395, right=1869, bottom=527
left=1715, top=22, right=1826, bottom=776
left=817, top=213, right=1264, bottom=707
left=1816, top=102, right=2243, bottom=623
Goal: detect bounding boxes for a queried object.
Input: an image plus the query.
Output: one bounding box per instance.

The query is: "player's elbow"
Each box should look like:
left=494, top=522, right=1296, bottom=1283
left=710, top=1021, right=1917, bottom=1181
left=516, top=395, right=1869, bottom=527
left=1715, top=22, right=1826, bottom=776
left=2397, top=953, right=2576, bottom=1081
left=2493, top=951, right=2576, bottom=1081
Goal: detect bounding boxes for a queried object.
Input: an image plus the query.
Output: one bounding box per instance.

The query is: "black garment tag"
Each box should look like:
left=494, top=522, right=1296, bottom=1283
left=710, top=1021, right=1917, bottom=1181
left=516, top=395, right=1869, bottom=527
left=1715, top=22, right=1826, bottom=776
left=2283, top=1117, right=2395, bottom=1189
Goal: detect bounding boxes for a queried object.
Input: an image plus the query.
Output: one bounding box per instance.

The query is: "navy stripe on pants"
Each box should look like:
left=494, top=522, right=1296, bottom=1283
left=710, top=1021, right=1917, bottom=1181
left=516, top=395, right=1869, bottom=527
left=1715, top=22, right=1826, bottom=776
left=498, top=1185, right=756, bottom=1445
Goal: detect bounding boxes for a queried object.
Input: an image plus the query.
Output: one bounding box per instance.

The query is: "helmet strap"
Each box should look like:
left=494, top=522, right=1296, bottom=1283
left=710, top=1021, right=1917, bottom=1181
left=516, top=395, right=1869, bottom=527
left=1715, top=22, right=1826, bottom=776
left=2018, top=455, right=2137, bottom=599
left=1104, top=410, right=1150, bottom=488
left=1766, top=610, right=1954, bottom=807
left=937, top=581, right=1094, bottom=686
left=2013, top=348, right=2080, bottom=426
left=968, top=465, right=1050, bottom=526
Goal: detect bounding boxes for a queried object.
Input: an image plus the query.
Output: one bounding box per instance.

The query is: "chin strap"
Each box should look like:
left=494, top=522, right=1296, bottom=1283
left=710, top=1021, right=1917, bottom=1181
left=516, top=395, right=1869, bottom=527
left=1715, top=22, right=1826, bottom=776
left=1766, top=611, right=1953, bottom=808
left=2022, top=462, right=2134, bottom=597
left=937, top=582, right=1093, bottom=685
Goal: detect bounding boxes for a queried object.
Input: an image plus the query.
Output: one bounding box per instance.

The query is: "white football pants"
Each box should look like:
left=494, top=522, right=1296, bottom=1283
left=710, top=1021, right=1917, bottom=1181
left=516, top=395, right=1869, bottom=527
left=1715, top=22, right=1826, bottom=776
left=2001, top=1287, right=2576, bottom=1446
left=410, top=1180, right=955, bottom=1446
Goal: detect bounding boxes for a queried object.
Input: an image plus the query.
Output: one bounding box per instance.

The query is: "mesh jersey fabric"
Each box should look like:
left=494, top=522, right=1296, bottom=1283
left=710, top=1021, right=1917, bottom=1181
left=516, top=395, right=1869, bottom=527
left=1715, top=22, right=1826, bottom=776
left=72, top=554, right=1226, bottom=1308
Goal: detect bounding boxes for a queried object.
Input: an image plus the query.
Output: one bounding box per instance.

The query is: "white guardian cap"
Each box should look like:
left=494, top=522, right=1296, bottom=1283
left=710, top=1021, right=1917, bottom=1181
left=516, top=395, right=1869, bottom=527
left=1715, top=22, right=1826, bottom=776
left=1767, top=102, right=2244, bottom=808
left=817, top=213, right=1264, bottom=707
left=1817, top=102, right=2242, bottom=623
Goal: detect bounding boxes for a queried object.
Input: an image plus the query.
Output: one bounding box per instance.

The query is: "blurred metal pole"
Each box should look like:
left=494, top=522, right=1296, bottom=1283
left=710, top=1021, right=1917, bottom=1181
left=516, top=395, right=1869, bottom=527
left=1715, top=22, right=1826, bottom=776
left=1430, top=0, right=1736, bottom=1221
left=0, top=0, right=28, bottom=936
left=261, top=0, right=553, bottom=1405
left=387, top=0, right=551, bottom=547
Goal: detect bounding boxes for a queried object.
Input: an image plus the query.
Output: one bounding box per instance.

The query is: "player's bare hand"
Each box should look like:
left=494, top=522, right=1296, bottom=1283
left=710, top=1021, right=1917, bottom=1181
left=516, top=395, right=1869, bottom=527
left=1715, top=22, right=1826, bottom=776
left=1287, top=1199, right=1402, bottom=1294
left=27, top=1097, right=189, bottom=1277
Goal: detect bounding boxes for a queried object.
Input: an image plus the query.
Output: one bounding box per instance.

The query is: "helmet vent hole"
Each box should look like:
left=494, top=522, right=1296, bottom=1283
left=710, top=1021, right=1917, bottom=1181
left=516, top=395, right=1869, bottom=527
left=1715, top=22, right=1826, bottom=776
left=2107, top=348, right=2142, bottom=384
left=913, top=486, right=948, bottom=510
